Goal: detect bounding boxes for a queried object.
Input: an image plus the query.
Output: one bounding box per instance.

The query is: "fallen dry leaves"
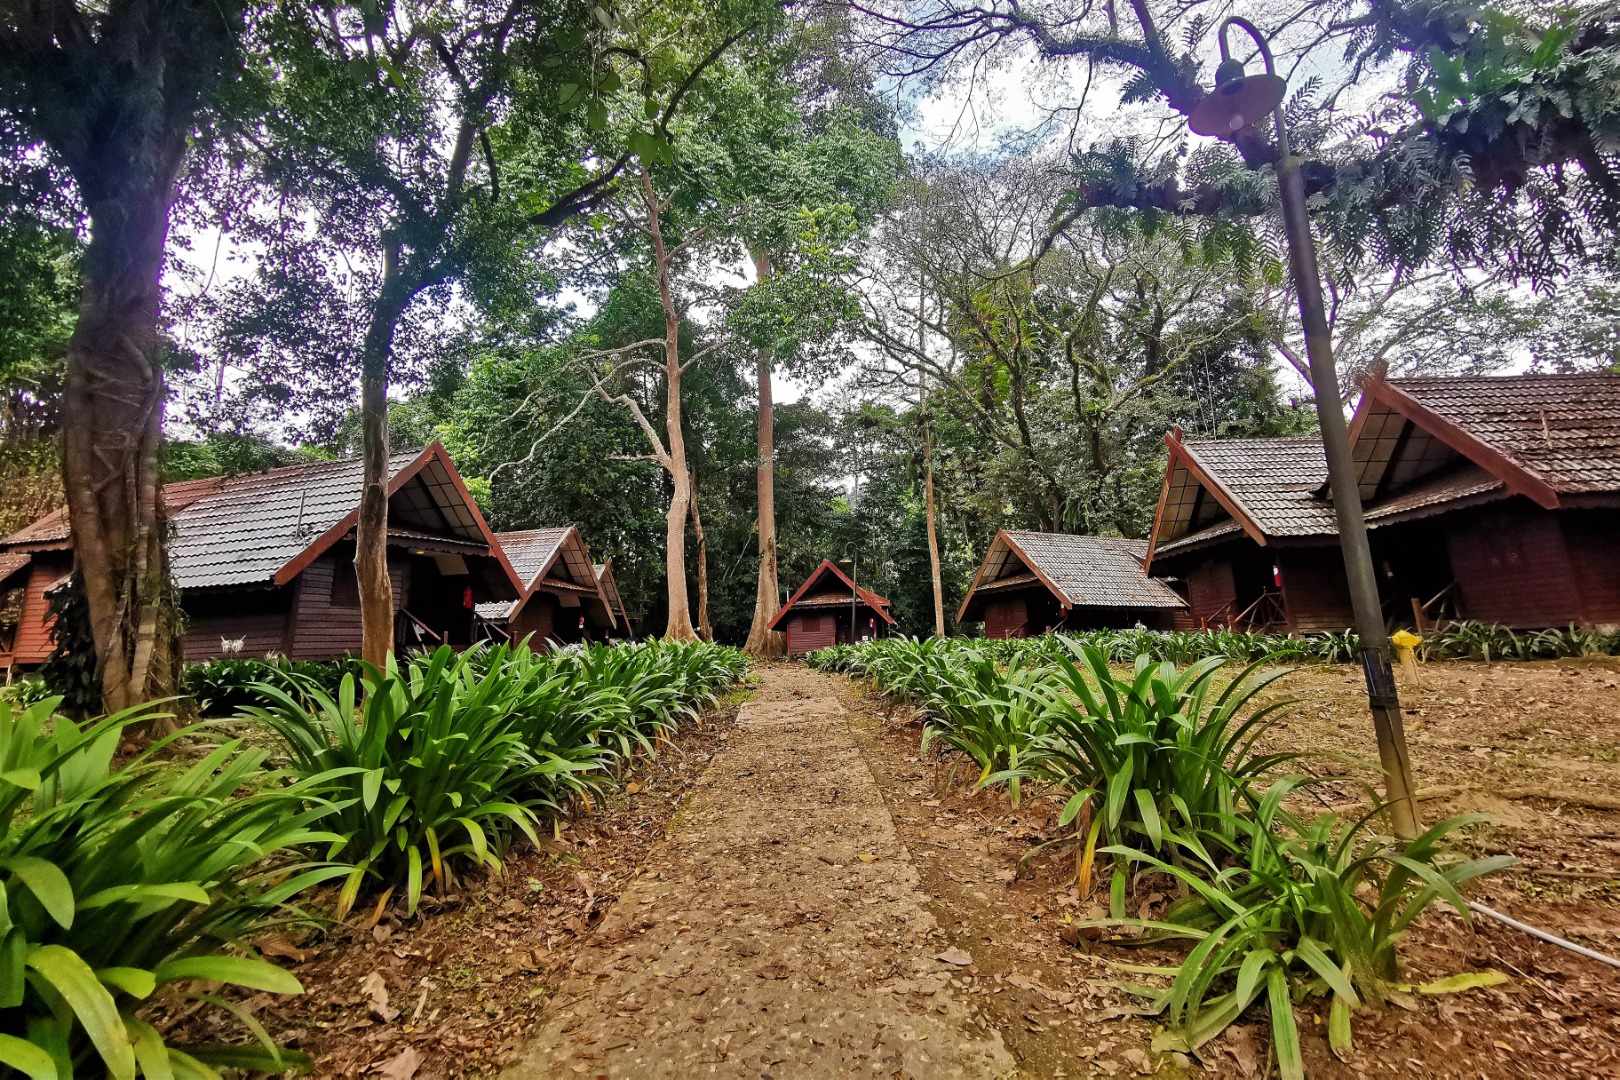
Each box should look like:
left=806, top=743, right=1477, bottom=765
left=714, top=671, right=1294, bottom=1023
left=161, top=698, right=743, bottom=1077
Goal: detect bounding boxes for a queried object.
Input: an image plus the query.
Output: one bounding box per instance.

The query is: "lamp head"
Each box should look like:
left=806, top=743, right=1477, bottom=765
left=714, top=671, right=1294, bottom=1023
left=1188, top=60, right=1287, bottom=137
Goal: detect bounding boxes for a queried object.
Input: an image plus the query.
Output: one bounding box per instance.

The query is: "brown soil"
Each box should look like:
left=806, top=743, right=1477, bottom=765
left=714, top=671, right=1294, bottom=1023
left=180, top=656, right=1620, bottom=1078
left=849, top=657, right=1620, bottom=1079
left=501, top=663, right=1014, bottom=1078
left=174, top=692, right=748, bottom=1078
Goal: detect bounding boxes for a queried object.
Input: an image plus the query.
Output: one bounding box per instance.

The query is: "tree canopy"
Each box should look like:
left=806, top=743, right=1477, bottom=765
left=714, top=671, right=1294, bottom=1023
left=3, top=0, right=1620, bottom=667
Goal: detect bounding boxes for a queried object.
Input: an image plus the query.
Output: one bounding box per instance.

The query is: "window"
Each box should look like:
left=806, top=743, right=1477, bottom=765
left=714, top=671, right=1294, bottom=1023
left=330, top=569, right=360, bottom=608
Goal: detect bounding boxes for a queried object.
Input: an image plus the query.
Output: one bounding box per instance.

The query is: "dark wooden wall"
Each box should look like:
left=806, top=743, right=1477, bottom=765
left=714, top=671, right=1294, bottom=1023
left=1066, top=606, right=1179, bottom=632
left=1185, top=558, right=1236, bottom=627
left=984, top=596, right=1028, bottom=639
left=512, top=593, right=558, bottom=645
left=785, top=611, right=837, bottom=655
left=184, top=610, right=291, bottom=661
left=1563, top=509, right=1620, bottom=625
left=1447, top=505, right=1583, bottom=628
left=1276, top=548, right=1354, bottom=632
left=276, top=551, right=410, bottom=661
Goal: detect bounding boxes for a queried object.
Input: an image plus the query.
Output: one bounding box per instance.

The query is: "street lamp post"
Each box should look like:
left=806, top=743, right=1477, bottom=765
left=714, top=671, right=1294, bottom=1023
left=1189, top=17, right=1420, bottom=839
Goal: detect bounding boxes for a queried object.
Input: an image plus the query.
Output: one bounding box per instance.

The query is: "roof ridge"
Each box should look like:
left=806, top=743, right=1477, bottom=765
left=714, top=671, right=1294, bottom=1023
left=162, top=446, right=425, bottom=497
left=1389, top=371, right=1620, bottom=383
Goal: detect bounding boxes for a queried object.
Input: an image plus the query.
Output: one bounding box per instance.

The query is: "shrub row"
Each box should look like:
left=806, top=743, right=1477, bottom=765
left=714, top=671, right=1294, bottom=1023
left=809, top=636, right=1508, bottom=1076
left=808, top=620, right=1620, bottom=675
left=0, top=639, right=747, bottom=1078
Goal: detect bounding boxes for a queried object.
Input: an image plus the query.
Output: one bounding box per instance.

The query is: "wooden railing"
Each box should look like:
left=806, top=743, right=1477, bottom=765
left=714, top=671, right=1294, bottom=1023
left=472, top=611, right=511, bottom=644
left=1199, top=599, right=1236, bottom=630
left=1411, top=582, right=1459, bottom=633
left=397, top=608, right=447, bottom=650
left=1232, top=590, right=1288, bottom=632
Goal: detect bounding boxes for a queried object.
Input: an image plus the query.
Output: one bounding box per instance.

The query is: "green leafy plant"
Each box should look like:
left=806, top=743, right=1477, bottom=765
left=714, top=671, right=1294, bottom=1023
left=182, top=656, right=360, bottom=717
left=0, top=695, right=343, bottom=1078
left=1094, top=787, right=1512, bottom=1078
left=1016, top=645, right=1298, bottom=875
left=921, top=659, right=1050, bottom=804
left=248, top=640, right=749, bottom=917
left=0, top=678, right=54, bottom=709
left=246, top=647, right=565, bottom=917
left=35, top=580, right=99, bottom=719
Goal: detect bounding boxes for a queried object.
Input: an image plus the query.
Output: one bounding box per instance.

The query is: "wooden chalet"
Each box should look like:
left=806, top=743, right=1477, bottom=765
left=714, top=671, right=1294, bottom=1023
left=768, top=560, right=895, bottom=655
left=0, top=443, right=523, bottom=671
left=958, top=531, right=1186, bottom=638
left=475, top=528, right=617, bottom=645
left=1146, top=372, right=1620, bottom=631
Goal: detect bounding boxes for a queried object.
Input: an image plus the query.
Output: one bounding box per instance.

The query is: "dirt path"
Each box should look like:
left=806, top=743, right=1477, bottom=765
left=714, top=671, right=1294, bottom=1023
left=503, top=664, right=1016, bottom=1078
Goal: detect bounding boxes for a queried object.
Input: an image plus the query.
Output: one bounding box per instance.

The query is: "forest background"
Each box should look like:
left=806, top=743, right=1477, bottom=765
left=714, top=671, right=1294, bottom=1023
left=5, top=0, right=1620, bottom=655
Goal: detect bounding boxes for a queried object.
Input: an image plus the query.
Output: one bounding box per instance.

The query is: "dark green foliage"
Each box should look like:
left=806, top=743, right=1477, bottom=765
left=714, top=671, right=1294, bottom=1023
left=245, top=640, right=748, bottom=917
left=181, top=656, right=362, bottom=716
left=160, top=434, right=327, bottom=483
left=0, top=695, right=344, bottom=1078
left=1020, top=646, right=1299, bottom=860
left=1425, top=621, right=1620, bottom=662
left=37, top=580, right=99, bottom=720
left=1100, top=797, right=1512, bottom=1074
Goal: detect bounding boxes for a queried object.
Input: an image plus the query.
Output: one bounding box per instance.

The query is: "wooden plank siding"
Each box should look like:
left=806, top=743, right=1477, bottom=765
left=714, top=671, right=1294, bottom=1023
left=784, top=612, right=837, bottom=655
left=10, top=555, right=71, bottom=664
left=184, top=611, right=291, bottom=662
left=1276, top=548, right=1354, bottom=632
left=984, top=596, right=1028, bottom=640
left=1185, top=558, right=1237, bottom=627
left=1448, top=507, right=1584, bottom=628
left=283, top=555, right=363, bottom=660
left=511, top=593, right=557, bottom=644
left=1563, top=509, right=1620, bottom=625
left=179, top=550, right=413, bottom=663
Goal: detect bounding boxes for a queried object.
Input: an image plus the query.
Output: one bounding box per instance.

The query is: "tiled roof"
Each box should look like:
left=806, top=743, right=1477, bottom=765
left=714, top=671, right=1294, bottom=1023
left=1155, top=462, right=1508, bottom=560
left=1152, top=519, right=1245, bottom=559
left=495, top=528, right=614, bottom=629
left=2, top=448, right=497, bottom=593
left=166, top=450, right=423, bottom=589
left=1002, top=532, right=1186, bottom=609
left=769, top=560, right=895, bottom=630
left=1, top=476, right=224, bottom=549
left=493, top=529, right=571, bottom=586
left=973, top=571, right=1041, bottom=593
left=1181, top=437, right=1338, bottom=537
left=0, top=552, right=30, bottom=587
left=1387, top=373, right=1620, bottom=494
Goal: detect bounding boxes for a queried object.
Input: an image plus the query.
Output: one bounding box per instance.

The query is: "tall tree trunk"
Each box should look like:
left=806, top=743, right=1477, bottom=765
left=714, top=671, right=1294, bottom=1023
left=924, top=441, right=945, bottom=637
left=918, top=286, right=945, bottom=637
left=646, top=174, right=699, bottom=642
left=64, top=157, right=185, bottom=713
left=744, top=251, right=786, bottom=657
left=356, top=246, right=407, bottom=669
left=690, top=477, right=712, bottom=641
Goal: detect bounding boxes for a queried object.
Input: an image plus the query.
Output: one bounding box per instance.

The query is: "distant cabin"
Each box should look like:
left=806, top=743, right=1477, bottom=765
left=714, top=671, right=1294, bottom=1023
left=957, top=531, right=1186, bottom=638
left=476, top=528, right=619, bottom=646
left=769, top=560, right=895, bottom=655
left=0, top=443, right=522, bottom=671
left=1146, top=371, right=1620, bottom=631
